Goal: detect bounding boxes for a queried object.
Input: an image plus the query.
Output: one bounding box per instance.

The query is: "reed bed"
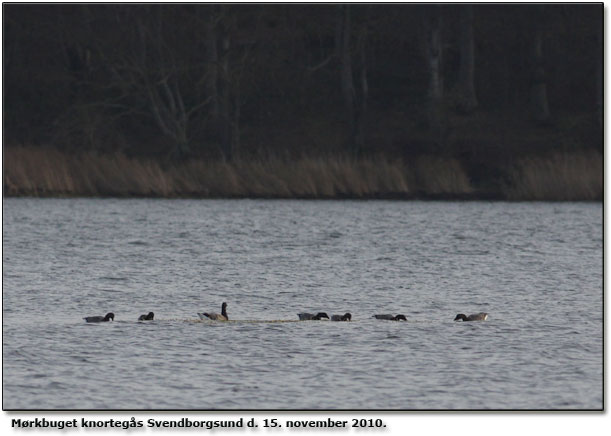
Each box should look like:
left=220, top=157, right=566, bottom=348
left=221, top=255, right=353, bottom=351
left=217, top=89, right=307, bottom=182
left=3, top=147, right=475, bottom=198
left=503, top=151, right=602, bottom=201
left=3, top=146, right=602, bottom=200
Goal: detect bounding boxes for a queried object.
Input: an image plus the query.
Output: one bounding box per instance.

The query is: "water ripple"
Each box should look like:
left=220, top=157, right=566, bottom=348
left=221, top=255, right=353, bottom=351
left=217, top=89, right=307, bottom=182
left=2, top=199, right=602, bottom=410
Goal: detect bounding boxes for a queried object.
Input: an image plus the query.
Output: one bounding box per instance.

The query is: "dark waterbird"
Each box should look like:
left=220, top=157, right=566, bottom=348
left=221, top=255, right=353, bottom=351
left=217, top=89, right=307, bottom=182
left=198, top=302, right=228, bottom=321
left=84, top=312, right=114, bottom=323
left=373, top=314, right=407, bottom=321
left=454, top=312, right=488, bottom=321
left=138, top=312, right=154, bottom=321
left=331, top=313, right=352, bottom=321
left=298, top=312, right=330, bottom=320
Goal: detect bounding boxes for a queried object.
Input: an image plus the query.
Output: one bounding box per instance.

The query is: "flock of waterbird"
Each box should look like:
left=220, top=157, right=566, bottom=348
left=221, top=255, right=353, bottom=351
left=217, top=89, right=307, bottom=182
left=83, top=302, right=489, bottom=323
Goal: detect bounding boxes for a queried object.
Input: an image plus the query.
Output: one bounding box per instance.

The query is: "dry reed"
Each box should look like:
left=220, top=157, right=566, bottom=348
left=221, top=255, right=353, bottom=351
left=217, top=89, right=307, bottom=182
left=503, top=151, right=602, bottom=201
left=4, top=147, right=472, bottom=198
left=8, top=146, right=600, bottom=200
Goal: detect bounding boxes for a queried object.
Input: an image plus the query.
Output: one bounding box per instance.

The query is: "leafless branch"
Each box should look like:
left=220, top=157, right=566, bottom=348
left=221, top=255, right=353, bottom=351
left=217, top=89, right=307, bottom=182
left=307, top=54, right=336, bottom=73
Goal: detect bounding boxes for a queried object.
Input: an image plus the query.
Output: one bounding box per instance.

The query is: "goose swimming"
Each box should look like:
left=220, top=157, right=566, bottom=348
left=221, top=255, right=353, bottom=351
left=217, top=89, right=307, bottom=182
left=373, top=314, right=407, bottom=321
left=198, top=302, right=228, bottom=321
left=454, top=312, right=488, bottom=321
left=298, top=312, right=330, bottom=320
left=84, top=312, right=114, bottom=323
left=331, top=313, right=352, bottom=321
left=138, top=312, right=154, bottom=321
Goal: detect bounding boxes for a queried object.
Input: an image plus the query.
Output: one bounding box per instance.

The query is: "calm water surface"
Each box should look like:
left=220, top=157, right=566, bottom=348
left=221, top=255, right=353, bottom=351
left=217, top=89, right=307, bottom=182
left=2, top=199, right=602, bottom=409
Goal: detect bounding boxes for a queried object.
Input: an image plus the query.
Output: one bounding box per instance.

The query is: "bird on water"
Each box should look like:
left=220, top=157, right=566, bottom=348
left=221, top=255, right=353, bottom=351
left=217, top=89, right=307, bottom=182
left=373, top=314, right=407, bottom=321
left=198, top=302, right=228, bottom=321
left=454, top=312, right=488, bottom=321
left=84, top=312, right=115, bottom=323
left=138, top=312, right=154, bottom=321
left=298, top=312, right=330, bottom=320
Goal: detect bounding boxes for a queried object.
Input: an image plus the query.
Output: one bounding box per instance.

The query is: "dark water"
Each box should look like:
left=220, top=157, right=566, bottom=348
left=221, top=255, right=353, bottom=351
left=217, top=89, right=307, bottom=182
left=2, top=199, right=602, bottom=409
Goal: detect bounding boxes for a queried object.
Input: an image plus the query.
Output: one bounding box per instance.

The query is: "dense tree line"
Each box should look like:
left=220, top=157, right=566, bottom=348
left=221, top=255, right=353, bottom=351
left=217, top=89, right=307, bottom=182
left=3, top=4, right=602, bottom=161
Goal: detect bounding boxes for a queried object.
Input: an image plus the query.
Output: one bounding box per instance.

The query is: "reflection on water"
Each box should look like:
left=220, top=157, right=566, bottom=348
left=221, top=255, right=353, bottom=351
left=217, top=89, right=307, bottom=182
left=2, top=199, right=602, bottom=409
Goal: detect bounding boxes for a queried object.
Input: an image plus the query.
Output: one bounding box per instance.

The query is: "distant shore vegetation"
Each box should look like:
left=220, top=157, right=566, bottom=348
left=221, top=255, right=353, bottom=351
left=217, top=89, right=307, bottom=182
left=3, top=5, right=602, bottom=201
left=3, top=147, right=601, bottom=201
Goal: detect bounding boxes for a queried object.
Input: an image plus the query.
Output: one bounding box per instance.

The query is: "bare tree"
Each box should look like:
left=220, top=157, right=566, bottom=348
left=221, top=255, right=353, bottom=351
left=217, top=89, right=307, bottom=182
left=457, top=5, right=478, bottom=113
left=94, top=7, right=213, bottom=159
left=215, top=9, right=259, bottom=161
left=204, top=7, right=221, bottom=121
left=530, top=7, right=551, bottom=123
left=195, top=6, right=260, bottom=161
left=596, top=18, right=602, bottom=127
left=422, top=6, right=446, bottom=145
left=531, top=30, right=551, bottom=123
left=336, top=5, right=368, bottom=155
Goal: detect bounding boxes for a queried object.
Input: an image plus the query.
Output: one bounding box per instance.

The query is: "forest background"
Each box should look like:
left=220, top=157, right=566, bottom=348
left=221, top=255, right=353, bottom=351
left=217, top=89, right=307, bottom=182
left=2, top=4, right=603, bottom=200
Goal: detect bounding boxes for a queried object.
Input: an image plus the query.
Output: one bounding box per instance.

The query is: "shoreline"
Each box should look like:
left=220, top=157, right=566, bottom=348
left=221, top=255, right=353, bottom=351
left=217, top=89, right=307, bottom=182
left=4, top=193, right=601, bottom=202
left=3, top=147, right=602, bottom=202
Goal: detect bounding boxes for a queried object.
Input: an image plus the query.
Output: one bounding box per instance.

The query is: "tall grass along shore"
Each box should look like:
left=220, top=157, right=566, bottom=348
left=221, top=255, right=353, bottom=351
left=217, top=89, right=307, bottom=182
left=3, top=147, right=602, bottom=201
